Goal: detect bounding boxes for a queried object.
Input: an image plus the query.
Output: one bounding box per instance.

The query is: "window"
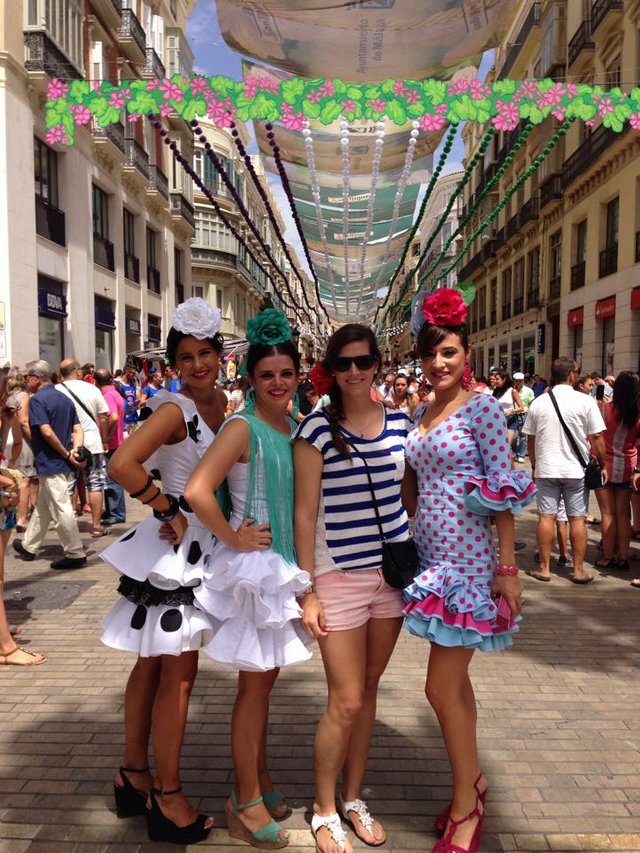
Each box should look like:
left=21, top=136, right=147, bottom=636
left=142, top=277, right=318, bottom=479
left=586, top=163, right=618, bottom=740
left=123, top=209, right=139, bottom=283
left=605, top=55, right=621, bottom=89
left=34, top=138, right=59, bottom=206
left=194, top=149, right=222, bottom=195
left=501, top=267, right=512, bottom=321
left=147, top=228, right=160, bottom=293
left=91, top=39, right=108, bottom=83
left=572, top=219, right=587, bottom=290
left=526, top=247, right=540, bottom=308
left=478, top=286, right=486, bottom=331
left=194, top=211, right=237, bottom=253
left=92, top=185, right=109, bottom=239
left=193, top=286, right=204, bottom=299
left=175, top=248, right=184, bottom=304
left=165, top=28, right=193, bottom=78
left=25, top=0, right=83, bottom=72
left=600, top=198, right=619, bottom=277
left=549, top=231, right=561, bottom=300
left=490, top=278, right=497, bottom=326
left=513, top=258, right=524, bottom=315
left=148, top=313, right=162, bottom=346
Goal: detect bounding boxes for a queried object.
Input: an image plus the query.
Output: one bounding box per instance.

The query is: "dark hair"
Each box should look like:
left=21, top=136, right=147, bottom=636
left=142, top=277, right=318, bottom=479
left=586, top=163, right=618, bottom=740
left=416, top=321, right=469, bottom=360
left=165, top=328, right=224, bottom=365
left=94, top=368, right=112, bottom=387
left=612, top=371, right=640, bottom=429
left=322, top=324, right=382, bottom=459
left=551, top=357, right=577, bottom=386
left=492, top=370, right=513, bottom=397
left=245, top=341, right=301, bottom=376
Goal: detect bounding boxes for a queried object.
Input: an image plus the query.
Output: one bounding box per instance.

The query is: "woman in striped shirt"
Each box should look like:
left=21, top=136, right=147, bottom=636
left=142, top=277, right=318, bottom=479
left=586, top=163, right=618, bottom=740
left=294, top=325, right=410, bottom=853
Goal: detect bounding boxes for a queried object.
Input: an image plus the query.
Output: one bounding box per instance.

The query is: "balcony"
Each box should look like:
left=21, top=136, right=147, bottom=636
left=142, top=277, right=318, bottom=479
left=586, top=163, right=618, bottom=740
left=94, top=233, right=115, bottom=271
left=143, top=46, right=165, bottom=80
left=93, top=0, right=122, bottom=30
left=147, top=265, right=161, bottom=294
left=519, top=195, right=539, bottom=229
left=125, top=252, right=140, bottom=283
left=549, top=275, right=561, bottom=301
left=170, top=192, right=195, bottom=231
left=502, top=303, right=512, bottom=321
left=458, top=251, right=483, bottom=280
left=237, top=257, right=255, bottom=288
left=513, top=296, right=524, bottom=316
left=591, top=0, right=623, bottom=37
left=123, top=138, right=150, bottom=183
left=570, top=260, right=586, bottom=290
left=35, top=196, right=65, bottom=247
left=562, top=123, right=627, bottom=189
left=481, top=238, right=497, bottom=263
left=599, top=243, right=618, bottom=278
left=568, top=20, right=594, bottom=69
left=500, top=2, right=540, bottom=77
left=494, top=227, right=506, bottom=249
left=539, top=173, right=563, bottom=209
left=93, top=119, right=126, bottom=158
left=506, top=214, right=520, bottom=242
left=118, top=7, right=146, bottom=63
left=191, top=246, right=237, bottom=270
left=145, top=165, right=169, bottom=203
left=23, top=31, right=82, bottom=80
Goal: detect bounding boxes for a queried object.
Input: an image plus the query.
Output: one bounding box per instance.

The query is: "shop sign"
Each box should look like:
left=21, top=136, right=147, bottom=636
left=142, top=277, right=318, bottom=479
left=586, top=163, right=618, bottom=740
left=535, top=323, right=545, bottom=354
left=567, top=307, right=584, bottom=328
left=38, top=289, right=67, bottom=317
left=595, top=296, right=616, bottom=320
left=126, top=318, right=141, bottom=336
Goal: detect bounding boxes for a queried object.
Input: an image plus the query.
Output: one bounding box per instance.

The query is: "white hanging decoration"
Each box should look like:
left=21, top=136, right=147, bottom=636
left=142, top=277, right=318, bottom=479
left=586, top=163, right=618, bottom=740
left=354, top=117, right=386, bottom=317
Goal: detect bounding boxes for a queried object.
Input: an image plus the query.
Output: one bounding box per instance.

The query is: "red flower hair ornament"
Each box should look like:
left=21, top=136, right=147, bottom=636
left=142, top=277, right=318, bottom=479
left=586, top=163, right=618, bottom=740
left=410, top=284, right=475, bottom=336
left=309, top=363, right=334, bottom=396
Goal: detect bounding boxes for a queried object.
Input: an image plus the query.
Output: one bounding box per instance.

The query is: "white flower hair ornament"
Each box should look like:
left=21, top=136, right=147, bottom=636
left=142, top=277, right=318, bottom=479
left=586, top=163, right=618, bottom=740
left=171, top=297, right=222, bottom=340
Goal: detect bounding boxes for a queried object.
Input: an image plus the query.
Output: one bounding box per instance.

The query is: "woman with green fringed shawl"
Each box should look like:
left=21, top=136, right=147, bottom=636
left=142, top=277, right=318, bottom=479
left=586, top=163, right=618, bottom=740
left=185, top=309, right=312, bottom=851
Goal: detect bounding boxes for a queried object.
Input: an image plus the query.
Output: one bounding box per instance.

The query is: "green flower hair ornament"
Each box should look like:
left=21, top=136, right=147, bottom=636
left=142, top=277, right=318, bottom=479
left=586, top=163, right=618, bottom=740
left=246, top=309, right=292, bottom=346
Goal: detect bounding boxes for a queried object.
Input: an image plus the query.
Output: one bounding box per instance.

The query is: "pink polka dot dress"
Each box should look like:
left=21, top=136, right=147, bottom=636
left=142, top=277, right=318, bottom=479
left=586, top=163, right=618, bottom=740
left=403, top=394, right=536, bottom=651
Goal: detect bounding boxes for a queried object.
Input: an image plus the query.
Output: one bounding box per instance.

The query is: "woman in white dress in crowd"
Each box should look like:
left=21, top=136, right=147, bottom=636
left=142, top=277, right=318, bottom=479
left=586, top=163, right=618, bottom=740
left=185, top=308, right=311, bottom=850
left=101, top=298, right=227, bottom=845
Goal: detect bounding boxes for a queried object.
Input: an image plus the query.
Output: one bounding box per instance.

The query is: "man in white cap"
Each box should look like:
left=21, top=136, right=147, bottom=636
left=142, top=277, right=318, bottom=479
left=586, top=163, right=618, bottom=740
left=513, top=371, right=534, bottom=462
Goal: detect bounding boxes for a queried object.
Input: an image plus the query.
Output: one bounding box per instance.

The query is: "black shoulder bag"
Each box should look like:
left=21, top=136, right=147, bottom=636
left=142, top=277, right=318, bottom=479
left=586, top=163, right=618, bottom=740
left=342, top=434, right=419, bottom=589
left=548, top=391, right=603, bottom=490
left=59, top=384, right=97, bottom=464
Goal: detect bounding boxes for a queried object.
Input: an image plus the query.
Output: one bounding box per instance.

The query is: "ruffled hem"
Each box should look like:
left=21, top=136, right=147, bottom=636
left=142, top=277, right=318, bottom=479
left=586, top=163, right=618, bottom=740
left=101, top=598, right=214, bottom=657
left=402, top=568, right=520, bottom=652
left=464, top=470, right=536, bottom=515
left=101, top=515, right=215, bottom=588
left=195, top=544, right=312, bottom=671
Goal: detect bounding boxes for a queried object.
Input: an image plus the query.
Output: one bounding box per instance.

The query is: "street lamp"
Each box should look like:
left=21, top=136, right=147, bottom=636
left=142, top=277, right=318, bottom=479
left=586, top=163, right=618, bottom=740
left=393, top=342, right=400, bottom=365
left=384, top=346, right=391, bottom=366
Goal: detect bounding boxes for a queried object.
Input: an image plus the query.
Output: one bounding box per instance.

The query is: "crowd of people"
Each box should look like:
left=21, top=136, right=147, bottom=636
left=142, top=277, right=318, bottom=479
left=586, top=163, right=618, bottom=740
left=2, top=292, right=639, bottom=853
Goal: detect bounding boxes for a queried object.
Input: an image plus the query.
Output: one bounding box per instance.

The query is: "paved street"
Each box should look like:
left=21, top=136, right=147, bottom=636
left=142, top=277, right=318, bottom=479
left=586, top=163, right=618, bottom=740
left=1, top=486, right=640, bottom=853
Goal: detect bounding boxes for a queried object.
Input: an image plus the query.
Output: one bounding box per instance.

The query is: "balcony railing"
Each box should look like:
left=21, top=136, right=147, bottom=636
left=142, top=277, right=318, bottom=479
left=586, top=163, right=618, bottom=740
left=481, top=238, right=497, bottom=263
left=125, top=252, right=140, bottom=283
left=236, top=258, right=254, bottom=286
left=93, top=119, right=126, bottom=156
left=501, top=2, right=540, bottom=77
left=568, top=20, right=594, bottom=67
left=562, top=123, right=627, bottom=188
left=124, top=138, right=150, bottom=179
left=494, top=227, right=506, bottom=249
left=506, top=214, right=520, bottom=241
left=519, top=195, right=539, bottom=228
left=147, top=265, right=161, bottom=293
left=539, top=173, right=563, bottom=208
left=458, top=251, right=483, bottom=280
left=93, top=233, right=115, bottom=271
left=591, top=0, right=623, bottom=35
left=35, top=196, right=65, bottom=247
left=191, top=246, right=237, bottom=269
left=147, top=165, right=169, bottom=200
left=549, top=275, right=561, bottom=301
left=570, top=260, right=586, bottom=290
left=118, top=7, right=146, bottom=60
left=143, top=46, right=165, bottom=79
left=170, top=192, right=195, bottom=230
left=23, top=31, right=83, bottom=80
left=599, top=243, right=618, bottom=278
left=513, top=296, right=524, bottom=316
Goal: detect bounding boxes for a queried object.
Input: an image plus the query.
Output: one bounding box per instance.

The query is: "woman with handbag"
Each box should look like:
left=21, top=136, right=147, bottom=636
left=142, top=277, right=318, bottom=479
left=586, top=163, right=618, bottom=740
left=402, top=289, right=536, bottom=853
left=294, top=325, right=411, bottom=853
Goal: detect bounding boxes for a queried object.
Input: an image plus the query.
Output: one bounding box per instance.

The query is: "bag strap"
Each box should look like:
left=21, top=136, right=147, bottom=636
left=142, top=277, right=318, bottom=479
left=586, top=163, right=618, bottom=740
left=60, top=383, right=98, bottom=426
left=548, top=390, right=587, bottom=469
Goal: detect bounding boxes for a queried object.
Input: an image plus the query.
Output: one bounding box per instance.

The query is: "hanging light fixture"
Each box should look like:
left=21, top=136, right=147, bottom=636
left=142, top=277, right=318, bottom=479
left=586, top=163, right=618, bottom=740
left=384, top=346, right=391, bottom=367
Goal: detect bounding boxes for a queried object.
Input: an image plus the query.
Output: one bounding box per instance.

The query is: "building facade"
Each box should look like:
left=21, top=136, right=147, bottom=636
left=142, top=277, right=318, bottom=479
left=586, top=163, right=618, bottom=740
left=460, top=0, right=640, bottom=381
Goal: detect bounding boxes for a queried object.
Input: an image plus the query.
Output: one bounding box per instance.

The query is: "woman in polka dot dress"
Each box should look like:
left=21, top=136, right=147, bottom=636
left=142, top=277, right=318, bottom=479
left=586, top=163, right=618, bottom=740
left=402, top=289, right=535, bottom=853
left=101, top=299, right=227, bottom=845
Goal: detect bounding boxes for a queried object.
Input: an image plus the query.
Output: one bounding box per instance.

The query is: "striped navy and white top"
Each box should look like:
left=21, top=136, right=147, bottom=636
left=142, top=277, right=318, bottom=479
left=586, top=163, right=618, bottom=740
left=294, top=407, right=410, bottom=575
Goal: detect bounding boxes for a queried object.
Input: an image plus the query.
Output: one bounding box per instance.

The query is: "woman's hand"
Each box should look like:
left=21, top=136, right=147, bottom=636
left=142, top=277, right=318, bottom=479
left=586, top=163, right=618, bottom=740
left=492, top=573, right=523, bottom=616
left=234, top=518, right=272, bottom=551
left=157, top=512, right=188, bottom=546
left=301, top=592, right=328, bottom=639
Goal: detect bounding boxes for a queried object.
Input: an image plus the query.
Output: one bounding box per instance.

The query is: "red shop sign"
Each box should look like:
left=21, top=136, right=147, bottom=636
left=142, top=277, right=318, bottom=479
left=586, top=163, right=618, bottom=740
left=631, top=288, right=640, bottom=310
left=567, top=307, right=584, bottom=328
left=595, top=296, right=616, bottom=320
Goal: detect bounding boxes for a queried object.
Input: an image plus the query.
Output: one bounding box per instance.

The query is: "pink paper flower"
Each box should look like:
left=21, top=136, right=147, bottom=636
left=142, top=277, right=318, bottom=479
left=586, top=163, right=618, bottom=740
left=282, top=109, right=305, bottom=131
left=406, top=89, right=421, bottom=104
left=190, top=76, right=208, bottom=96
left=47, top=79, right=68, bottom=101
left=159, top=104, right=173, bottom=117
left=45, top=125, right=67, bottom=145
left=421, top=288, right=467, bottom=327
left=72, top=105, right=92, bottom=125
left=597, top=97, right=614, bottom=117
left=630, top=113, right=640, bottom=130
left=518, top=80, right=539, bottom=100
left=469, top=79, right=489, bottom=100
left=551, top=109, right=566, bottom=121
left=492, top=101, right=519, bottom=131
left=307, top=90, right=321, bottom=103
left=159, top=80, right=183, bottom=102
left=127, top=114, right=141, bottom=123
left=419, top=112, right=447, bottom=132
left=108, top=88, right=130, bottom=110
left=206, top=98, right=235, bottom=128
left=244, top=78, right=258, bottom=98
left=393, top=81, right=409, bottom=97
left=260, top=77, right=280, bottom=93
left=341, top=99, right=356, bottom=112
left=146, top=79, right=159, bottom=91
left=448, top=79, right=470, bottom=96
left=317, top=80, right=335, bottom=97
left=367, top=98, right=387, bottom=113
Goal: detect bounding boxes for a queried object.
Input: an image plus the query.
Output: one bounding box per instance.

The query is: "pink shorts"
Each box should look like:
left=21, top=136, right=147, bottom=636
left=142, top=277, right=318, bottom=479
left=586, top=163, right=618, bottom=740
left=315, top=568, right=403, bottom=632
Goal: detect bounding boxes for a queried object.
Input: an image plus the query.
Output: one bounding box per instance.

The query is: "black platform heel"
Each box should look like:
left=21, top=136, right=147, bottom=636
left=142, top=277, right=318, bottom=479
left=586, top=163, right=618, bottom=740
left=113, top=765, right=150, bottom=818
left=146, top=786, right=213, bottom=845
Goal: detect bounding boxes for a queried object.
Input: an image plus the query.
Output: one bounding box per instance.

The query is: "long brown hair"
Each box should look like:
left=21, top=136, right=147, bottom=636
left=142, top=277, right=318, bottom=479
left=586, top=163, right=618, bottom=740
left=321, top=324, right=381, bottom=459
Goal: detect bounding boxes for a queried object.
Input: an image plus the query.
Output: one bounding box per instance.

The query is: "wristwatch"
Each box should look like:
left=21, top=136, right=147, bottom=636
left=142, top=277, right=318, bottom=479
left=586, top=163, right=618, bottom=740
left=153, top=494, right=180, bottom=522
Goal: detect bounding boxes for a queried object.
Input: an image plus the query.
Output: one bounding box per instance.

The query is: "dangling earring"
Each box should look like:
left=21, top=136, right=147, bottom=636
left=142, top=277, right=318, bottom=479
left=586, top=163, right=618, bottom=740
left=461, top=362, right=474, bottom=391
left=244, top=386, right=256, bottom=413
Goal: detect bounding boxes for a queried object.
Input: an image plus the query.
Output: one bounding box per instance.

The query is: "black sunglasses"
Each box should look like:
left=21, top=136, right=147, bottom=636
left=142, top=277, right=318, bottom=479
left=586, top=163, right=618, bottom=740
left=331, top=354, right=377, bottom=372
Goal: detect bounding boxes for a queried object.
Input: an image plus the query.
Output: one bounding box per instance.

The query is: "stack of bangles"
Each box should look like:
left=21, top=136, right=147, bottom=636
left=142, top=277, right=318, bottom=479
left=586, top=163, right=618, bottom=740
left=129, top=475, right=180, bottom=522
left=496, top=565, right=519, bottom=576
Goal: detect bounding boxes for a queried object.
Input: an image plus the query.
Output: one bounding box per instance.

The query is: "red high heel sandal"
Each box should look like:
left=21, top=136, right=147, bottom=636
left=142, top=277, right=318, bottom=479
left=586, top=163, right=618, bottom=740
left=431, top=796, right=484, bottom=853
left=433, top=773, right=487, bottom=837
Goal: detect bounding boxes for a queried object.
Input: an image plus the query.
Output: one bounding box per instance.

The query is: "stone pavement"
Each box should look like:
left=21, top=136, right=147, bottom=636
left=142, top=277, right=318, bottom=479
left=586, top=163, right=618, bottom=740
left=1, top=487, right=640, bottom=853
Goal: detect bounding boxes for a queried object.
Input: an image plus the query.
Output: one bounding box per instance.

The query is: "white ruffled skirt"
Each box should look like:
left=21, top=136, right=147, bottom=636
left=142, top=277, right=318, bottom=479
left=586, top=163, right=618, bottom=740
left=195, top=543, right=312, bottom=672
